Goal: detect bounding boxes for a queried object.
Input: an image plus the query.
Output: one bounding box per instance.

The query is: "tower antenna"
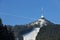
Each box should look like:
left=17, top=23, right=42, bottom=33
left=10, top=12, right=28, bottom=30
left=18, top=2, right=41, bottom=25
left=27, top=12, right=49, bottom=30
left=41, top=8, right=44, bottom=18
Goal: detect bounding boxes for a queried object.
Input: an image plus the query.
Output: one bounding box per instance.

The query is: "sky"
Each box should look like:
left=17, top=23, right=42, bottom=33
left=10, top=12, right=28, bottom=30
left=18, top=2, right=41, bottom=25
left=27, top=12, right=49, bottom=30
left=0, top=0, right=60, bottom=25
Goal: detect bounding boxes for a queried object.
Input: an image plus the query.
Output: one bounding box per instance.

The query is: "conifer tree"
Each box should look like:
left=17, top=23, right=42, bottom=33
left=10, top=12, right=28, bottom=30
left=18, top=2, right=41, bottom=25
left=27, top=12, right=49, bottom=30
left=0, top=18, right=3, bottom=26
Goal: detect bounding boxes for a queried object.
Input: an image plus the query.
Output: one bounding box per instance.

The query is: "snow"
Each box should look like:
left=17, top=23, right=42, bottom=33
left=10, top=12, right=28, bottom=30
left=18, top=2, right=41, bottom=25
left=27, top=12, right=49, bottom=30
left=23, top=28, right=40, bottom=40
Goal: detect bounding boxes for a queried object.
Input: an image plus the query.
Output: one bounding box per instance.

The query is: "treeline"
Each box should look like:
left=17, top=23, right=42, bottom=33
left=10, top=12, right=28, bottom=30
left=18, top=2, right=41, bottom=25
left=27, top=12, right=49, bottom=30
left=36, top=24, right=60, bottom=40
left=0, top=18, right=33, bottom=40
left=0, top=18, right=15, bottom=40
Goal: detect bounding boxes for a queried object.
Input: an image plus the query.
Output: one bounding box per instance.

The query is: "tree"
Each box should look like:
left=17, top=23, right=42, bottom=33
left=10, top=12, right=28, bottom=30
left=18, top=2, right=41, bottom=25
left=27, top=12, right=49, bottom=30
left=0, top=18, right=2, bottom=25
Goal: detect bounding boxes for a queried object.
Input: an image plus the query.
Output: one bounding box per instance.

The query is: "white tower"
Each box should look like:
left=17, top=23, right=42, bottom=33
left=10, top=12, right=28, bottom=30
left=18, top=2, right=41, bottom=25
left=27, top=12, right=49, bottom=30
left=41, top=8, right=44, bottom=18
left=40, top=8, right=47, bottom=27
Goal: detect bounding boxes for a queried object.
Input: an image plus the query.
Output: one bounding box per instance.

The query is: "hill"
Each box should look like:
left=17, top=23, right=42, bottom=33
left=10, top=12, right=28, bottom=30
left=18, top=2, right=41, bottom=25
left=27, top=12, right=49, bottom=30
left=36, top=24, right=60, bottom=40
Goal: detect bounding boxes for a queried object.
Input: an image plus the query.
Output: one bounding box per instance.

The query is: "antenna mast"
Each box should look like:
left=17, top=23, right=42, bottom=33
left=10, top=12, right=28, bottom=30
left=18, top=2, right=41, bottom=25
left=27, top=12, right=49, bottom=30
left=41, top=8, right=44, bottom=18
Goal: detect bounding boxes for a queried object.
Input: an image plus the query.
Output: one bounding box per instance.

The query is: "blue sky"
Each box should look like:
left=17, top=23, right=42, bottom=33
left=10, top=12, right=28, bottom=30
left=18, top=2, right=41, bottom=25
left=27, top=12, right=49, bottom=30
left=0, top=0, right=60, bottom=25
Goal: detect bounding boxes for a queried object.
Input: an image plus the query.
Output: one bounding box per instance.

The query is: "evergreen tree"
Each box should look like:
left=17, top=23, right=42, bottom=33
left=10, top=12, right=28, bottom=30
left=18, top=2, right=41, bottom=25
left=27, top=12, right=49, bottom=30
left=0, top=18, right=2, bottom=26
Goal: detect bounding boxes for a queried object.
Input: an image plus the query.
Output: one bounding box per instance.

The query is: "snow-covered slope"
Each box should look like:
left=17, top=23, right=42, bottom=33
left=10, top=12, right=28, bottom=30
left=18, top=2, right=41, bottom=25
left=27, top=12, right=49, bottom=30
left=23, top=28, right=40, bottom=40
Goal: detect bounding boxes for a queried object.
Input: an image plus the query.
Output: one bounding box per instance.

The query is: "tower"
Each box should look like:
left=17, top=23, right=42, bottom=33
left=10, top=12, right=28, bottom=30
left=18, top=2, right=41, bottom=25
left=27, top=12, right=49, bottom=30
left=41, top=8, right=44, bottom=18
left=39, top=8, right=47, bottom=27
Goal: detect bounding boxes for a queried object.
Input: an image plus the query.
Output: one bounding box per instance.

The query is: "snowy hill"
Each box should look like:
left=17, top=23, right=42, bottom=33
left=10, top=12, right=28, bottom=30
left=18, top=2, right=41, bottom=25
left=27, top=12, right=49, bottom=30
left=13, top=15, right=60, bottom=40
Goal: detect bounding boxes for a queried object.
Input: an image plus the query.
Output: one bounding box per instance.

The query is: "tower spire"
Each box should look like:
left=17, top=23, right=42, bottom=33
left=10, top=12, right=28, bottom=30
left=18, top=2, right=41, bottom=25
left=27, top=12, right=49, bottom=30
left=41, top=8, right=44, bottom=18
